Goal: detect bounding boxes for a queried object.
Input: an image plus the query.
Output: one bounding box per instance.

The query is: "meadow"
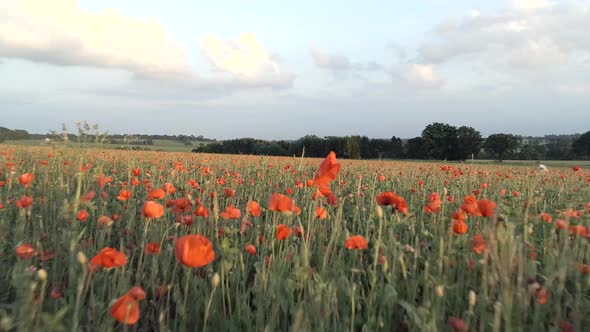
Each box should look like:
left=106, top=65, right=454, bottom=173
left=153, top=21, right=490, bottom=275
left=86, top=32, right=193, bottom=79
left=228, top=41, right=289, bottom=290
left=0, top=144, right=589, bottom=331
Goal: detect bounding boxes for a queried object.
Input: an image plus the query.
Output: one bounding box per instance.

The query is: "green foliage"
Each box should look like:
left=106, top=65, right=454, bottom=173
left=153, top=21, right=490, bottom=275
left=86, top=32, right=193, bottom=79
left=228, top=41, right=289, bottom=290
left=483, top=134, right=520, bottom=161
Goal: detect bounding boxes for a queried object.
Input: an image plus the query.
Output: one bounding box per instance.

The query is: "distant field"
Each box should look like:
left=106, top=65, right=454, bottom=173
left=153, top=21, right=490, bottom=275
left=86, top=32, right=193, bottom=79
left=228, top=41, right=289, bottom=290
left=3, top=139, right=210, bottom=153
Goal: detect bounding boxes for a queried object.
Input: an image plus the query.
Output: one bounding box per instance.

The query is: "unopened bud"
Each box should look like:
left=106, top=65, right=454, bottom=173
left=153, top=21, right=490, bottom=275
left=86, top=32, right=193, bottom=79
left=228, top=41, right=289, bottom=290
left=376, top=205, right=384, bottom=219
left=0, top=315, right=13, bottom=331
left=435, top=285, right=444, bottom=297
left=468, top=290, right=477, bottom=306
left=77, top=251, right=87, bottom=265
left=212, top=273, right=220, bottom=288
left=37, top=269, right=47, bottom=282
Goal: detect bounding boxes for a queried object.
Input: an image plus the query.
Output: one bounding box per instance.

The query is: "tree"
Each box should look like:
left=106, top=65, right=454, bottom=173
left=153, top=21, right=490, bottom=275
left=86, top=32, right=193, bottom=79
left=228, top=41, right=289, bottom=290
left=421, top=123, right=457, bottom=160
left=573, top=131, right=590, bottom=159
left=405, top=137, right=429, bottom=159
left=483, top=134, right=520, bottom=161
left=455, top=126, right=483, bottom=160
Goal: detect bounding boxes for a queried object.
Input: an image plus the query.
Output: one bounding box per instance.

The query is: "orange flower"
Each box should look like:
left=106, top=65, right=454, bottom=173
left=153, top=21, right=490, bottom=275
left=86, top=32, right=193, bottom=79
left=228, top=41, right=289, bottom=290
left=448, top=317, right=468, bottom=332
left=345, top=235, right=368, bottom=250
left=18, top=173, right=35, bottom=187
left=246, top=201, right=262, bottom=217
left=451, top=210, right=466, bottom=222
left=141, top=201, right=164, bottom=219
left=268, top=193, right=296, bottom=213
left=224, top=188, right=235, bottom=198
left=174, top=234, right=215, bottom=268
left=15, top=244, right=35, bottom=259
left=98, top=216, right=113, bottom=228
left=315, top=206, right=327, bottom=219
left=245, top=244, right=257, bottom=255
left=276, top=224, right=292, bottom=240
left=148, top=189, right=166, bottom=200
left=313, top=151, right=340, bottom=196
left=539, top=213, right=552, bottom=223
left=89, top=247, right=128, bottom=270
left=117, top=190, right=133, bottom=202
left=110, top=286, right=146, bottom=325
left=536, top=287, right=550, bottom=305
left=477, top=199, right=496, bottom=217
left=194, top=205, right=209, bottom=218
left=569, top=225, right=587, bottom=237
left=471, top=234, right=486, bottom=254
left=77, top=210, right=90, bottom=222
left=424, top=192, right=442, bottom=214
left=376, top=192, right=409, bottom=214
left=16, top=196, right=33, bottom=209
left=452, top=220, right=468, bottom=234
left=460, top=195, right=482, bottom=216
left=220, top=205, right=241, bottom=220
left=145, top=242, right=161, bottom=255
left=162, top=182, right=176, bottom=195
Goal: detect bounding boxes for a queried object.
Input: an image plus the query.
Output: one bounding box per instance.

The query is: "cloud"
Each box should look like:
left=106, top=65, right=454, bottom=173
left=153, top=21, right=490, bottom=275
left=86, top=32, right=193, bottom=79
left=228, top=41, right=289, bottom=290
left=511, top=0, right=551, bottom=9
left=417, top=2, right=590, bottom=74
left=0, top=0, right=189, bottom=77
left=308, top=44, right=386, bottom=72
left=201, top=33, right=294, bottom=87
left=308, top=44, right=352, bottom=70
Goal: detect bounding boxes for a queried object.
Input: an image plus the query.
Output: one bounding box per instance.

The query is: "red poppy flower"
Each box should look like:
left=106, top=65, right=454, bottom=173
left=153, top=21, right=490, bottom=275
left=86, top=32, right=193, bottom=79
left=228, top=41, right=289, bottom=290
left=245, top=244, right=257, bottom=256
left=220, top=205, right=241, bottom=220
left=452, top=220, right=468, bottom=234
left=316, top=206, right=328, bottom=219
left=345, top=235, right=368, bottom=250
left=246, top=201, right=262, bottom=217
left=145, top=242, right=161, bottom=255
left=141, top=201, right=164, bottom=219
left=15, top=244, right=35, bottom=259
left=117, top=190, right=133, bottom=202
left=268, top=193, right=296, bottom=213
left=16, top=196, right=33, bottom=209
left=376, top=192, right=409, bottom=215
left=89, top=247, right=128, bottom=271
left=276, top=224, right=292, bottom=240
left=313, top=151, right=340, bottom=196
left=148, top=189, right=166, bottom=200
left=18, top=173, right=35, bottom=187
left=77, top=210, right=90, bottom=222
left=471, top=234, right=486, bottom=254
left=174, top=234, right=215, bottom=268
left=110, top=286, right=146, bottom=325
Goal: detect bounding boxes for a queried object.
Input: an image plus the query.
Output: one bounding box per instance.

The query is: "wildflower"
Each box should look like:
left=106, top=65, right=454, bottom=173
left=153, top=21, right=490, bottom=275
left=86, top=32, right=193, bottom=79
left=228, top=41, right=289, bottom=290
left=110, top=286, right=146, bottom=325
left=15, top=244, right=35, bottom=259
left=313, top=151, right=340, bottom=196
left=246, top=201, right=262, bottom=217
left=276, top=224, right=292, bottom=240
left=220, top=205, right=241, bottom=220
left=345, top=235, right=368, bottom=250
left=174, top=235, right=215, bottom=268
left=89, top=247, right=127, bottom=271
left=141, top=201, right=164, bottom=219
left=145, top=242, right=161, bottom=255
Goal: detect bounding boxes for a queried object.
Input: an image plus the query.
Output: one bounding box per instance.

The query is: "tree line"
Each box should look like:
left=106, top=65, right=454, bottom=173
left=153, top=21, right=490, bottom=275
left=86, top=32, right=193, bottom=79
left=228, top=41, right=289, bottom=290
left=1, top=124, right=589, bottom=160
left=193, top=123, right=590, bottom=161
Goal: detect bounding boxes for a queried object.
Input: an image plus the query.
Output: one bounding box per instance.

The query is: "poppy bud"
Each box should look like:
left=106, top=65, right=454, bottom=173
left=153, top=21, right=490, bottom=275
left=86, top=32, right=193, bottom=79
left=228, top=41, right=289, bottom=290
left=376, top=205, right=383, bottom=219
left=77, top=252, right=88, bottom=265
left=435, top=285, right=444, bottom=297
left=37, top=269, right=47, bottom=282
left=212, top=273, right=220, bottom=288
left=468, top=290, right=477, bottom=306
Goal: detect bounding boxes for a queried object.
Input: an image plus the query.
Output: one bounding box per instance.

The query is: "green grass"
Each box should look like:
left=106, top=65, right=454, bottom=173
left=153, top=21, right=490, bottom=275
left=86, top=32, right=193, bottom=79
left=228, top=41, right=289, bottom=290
left=0, top=145, right=589, bottom=331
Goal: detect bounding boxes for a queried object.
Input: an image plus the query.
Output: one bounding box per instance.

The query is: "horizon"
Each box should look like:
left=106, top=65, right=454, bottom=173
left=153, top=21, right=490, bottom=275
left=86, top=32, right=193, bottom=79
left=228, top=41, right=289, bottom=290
left=1, top=0, right=589, bottom=139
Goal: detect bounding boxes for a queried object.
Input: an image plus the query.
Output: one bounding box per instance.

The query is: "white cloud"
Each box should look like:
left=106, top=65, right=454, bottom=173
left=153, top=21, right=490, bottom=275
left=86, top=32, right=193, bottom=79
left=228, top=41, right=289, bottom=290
left=0, top=0, right=189, bottom=77
left=512, top=0, right=551, bottom=9
left=418, top=2, right=590, bottom=74
left=201, top=33, right=294, bottom=87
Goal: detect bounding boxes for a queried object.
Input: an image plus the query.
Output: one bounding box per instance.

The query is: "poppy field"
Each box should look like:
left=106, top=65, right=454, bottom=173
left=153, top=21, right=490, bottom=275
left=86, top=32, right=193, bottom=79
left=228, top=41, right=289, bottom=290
left=1, top=145, right=590, bottom=331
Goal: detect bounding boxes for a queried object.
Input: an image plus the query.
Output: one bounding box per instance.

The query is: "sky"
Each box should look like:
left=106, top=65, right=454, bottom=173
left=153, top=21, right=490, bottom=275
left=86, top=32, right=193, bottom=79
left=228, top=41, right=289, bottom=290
left=0, top=0, right=589, bottom=139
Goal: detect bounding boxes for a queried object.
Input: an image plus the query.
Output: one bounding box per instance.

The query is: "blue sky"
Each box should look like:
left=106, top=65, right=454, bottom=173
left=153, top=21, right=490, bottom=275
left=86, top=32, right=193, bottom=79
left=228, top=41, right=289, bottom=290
left=1, top=0, right=589, bottom=139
